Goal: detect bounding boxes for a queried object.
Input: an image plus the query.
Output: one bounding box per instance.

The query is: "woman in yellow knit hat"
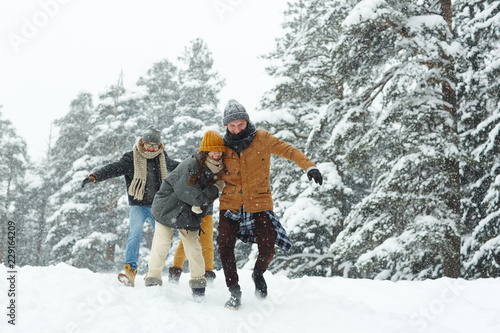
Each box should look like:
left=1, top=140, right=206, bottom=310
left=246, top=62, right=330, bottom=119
left=145, top=130, right=225, bottom=299
left=168, top=130, right=226, bottom=285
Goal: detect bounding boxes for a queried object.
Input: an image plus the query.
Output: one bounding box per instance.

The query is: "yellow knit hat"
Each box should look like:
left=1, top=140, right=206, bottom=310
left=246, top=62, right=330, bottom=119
left=200, top=130, right=226, bottom=152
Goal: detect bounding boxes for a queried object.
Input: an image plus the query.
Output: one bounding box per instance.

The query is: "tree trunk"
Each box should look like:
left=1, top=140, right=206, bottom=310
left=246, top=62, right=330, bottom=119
left=35, top=203, right=46, bottom=266
left=105, top=243, right=116, bottom=262
left=442, top=230, right=461, bottom=278
left=440, top=0, right=462, bottom=278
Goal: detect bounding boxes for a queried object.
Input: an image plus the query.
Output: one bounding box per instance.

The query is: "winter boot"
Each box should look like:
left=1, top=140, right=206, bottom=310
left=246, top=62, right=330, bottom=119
left=252, top=272, right=267, bottom=299
left=117, top=264, right=137, bottom=287
left=192, top=288, right=206, bottom=302
left=225, top=289, right=242, bottom=310
left=168, top=267, right=182, bottom=284
left=189, top=277, right=207, bottom=302
left=144, top=276, right=163, bottom=287
left=204, top=270, right=216, bottom=286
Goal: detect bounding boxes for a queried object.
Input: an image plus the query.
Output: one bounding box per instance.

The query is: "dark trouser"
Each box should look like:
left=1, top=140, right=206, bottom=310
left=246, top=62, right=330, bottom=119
left=218, top=210, right=276, bottom=291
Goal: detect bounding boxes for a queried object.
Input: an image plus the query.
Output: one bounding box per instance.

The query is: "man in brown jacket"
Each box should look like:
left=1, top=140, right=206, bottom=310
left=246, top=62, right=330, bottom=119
left=218, top=99, right=323, bottom=309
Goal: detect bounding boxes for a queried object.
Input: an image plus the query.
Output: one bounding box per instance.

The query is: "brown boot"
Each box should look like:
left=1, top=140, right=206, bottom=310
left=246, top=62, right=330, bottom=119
left=168, top=267, right=182, bottom=284
left=118, top=264, right=137, bottom=287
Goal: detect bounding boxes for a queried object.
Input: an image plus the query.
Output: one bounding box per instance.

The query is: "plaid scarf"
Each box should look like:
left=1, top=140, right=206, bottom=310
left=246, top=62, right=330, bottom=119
left=224, top=207, right=292, bottom=252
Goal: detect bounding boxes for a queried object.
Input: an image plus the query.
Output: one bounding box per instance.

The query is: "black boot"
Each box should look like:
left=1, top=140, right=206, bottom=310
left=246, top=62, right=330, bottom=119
left=189, top=277, right=207, bottom=302
left=168, top=267, right=182, bottom=284
left=225, top=289, right=242, bottom=310
left=192, top=288, right=206, bottom=302
left=252, top=273, right=267, bottom=299
left=204, top=271, right=216, bottom=285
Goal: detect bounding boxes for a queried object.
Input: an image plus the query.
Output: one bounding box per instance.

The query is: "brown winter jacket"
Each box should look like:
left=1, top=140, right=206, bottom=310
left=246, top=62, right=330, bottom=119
left=220, top=129, right=316, bottom=213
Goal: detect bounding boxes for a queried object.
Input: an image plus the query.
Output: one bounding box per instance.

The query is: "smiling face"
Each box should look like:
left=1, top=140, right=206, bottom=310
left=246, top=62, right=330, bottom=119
left=143, top=142, right=159, bottom=152
left=226, top=119, right=248, bottom=135
left=208, top=150, right=223, bottom=160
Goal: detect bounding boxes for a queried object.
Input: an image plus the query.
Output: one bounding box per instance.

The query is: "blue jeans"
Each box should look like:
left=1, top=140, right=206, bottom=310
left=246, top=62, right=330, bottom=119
left=124, top=205, right=155, bottom=270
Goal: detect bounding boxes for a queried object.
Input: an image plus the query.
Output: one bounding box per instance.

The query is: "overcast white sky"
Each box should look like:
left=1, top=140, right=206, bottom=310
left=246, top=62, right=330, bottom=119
left=0, top=0, right=289, bottom=160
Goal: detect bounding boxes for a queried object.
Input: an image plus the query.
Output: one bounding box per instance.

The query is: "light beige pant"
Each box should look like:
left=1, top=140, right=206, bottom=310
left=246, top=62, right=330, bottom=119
left=147, top=222, right=205, bottom=281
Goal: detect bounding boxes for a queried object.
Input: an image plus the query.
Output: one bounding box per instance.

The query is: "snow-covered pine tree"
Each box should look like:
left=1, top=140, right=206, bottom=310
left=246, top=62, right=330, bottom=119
left=258, top=0, right=354, bottom=277
left=163, top=38, right=225, bottom=159
left=136, top=58, right=180, bottom=133
left=44, top=92, right=99, bottom=268
left=47, top=75, right=142, bottom=272
left=0, top=108, right=29, bottom=264
left=51, top=93, right=95, bottom=176
left=329, top=0, right=463, bottom=280
left=456, top=0, right=500, bottom=278
left=134, top=58, right=185, bottom=269
left=75, top=74, right=142, bottom=271
left=164, top=38, right=226, bottom=269
left=24, top=157, right=52, bottom=266
left=21, top=125, right=59, bottom=266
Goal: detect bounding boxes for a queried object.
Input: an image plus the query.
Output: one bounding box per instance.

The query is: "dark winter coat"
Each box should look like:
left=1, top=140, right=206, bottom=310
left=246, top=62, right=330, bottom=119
left=91, top=151, right=179, bottom=206
left=151, top=151, right=219, bottom=231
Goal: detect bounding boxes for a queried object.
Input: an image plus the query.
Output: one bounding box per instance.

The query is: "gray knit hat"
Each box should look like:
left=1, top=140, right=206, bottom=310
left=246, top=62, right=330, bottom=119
left=142, top=125, right=161, bottom=144
left=223, top=99, right=250, bottom=126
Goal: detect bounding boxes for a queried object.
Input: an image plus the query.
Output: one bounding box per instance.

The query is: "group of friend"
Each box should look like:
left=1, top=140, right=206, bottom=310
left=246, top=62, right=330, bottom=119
left=81, top=99, right=323, bottom=309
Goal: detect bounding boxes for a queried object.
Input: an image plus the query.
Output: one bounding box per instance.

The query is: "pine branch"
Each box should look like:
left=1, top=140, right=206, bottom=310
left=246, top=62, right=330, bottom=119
left=363, top=64, right=404, bottom=108
left=270, top=253, right=335, bottom=274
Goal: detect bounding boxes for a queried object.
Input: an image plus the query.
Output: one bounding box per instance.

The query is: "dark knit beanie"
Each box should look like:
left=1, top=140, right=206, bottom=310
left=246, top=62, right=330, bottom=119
left=223, top=99, right=250, bottom=126
left=142, top=126, right=161, bottom=144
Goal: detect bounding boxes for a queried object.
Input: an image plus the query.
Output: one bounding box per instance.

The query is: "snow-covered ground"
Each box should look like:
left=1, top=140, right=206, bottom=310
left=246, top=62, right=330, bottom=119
left=1, top=263, right=499, bottom=333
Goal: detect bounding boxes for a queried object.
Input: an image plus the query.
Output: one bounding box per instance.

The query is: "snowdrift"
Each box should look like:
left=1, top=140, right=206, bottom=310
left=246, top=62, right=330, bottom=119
left=1, top=263, right=499, bottom=333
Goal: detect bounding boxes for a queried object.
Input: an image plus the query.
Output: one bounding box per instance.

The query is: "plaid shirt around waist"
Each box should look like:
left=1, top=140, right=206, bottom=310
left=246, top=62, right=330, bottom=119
left=224, top=207, right=292, bottom=252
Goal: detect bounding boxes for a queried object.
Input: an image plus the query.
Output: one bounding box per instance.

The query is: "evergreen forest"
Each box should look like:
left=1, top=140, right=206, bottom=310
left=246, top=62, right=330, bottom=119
left=1, top=0, right=499, bottom=281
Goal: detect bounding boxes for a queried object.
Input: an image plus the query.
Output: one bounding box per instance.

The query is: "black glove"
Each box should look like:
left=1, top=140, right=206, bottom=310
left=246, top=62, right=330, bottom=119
left=81, top=176, right=95, bottom=188
left=199, top=167, right=214, bottom=188
left=307, top=169, right=323, bottom=185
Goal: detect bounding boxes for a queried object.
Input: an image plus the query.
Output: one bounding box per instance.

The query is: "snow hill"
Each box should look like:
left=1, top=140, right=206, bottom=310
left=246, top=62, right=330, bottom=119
left=1, top=263, right=499, bottom=333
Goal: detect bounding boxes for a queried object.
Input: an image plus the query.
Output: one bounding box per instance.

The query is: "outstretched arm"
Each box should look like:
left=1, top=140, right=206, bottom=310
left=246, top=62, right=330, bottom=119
left=266, top=131, right=323, bottom=185
left=85, top=152, right=133, bottom=184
